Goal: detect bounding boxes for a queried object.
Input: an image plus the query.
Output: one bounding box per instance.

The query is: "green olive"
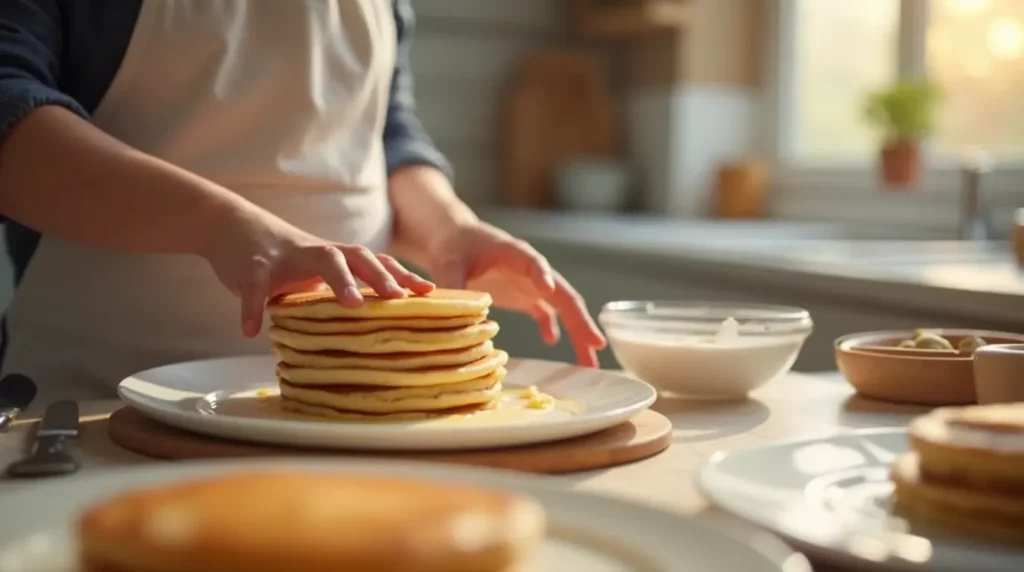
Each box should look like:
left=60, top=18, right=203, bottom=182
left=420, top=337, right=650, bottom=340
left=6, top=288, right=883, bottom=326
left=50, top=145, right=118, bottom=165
left=898, top=339, right=917, bottom=348
left=957, top=335, right=987, bottom=355
left=913, top=332, right=954, bottom=350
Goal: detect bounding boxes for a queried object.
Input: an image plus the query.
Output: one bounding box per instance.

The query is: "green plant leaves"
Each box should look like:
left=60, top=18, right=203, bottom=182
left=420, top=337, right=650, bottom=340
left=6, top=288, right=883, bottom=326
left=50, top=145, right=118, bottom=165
left=862, top=79, right=940, bottom=144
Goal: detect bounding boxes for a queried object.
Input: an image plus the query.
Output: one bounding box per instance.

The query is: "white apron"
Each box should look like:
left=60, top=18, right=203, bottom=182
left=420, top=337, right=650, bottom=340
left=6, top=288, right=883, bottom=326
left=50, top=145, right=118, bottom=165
left=2, top=0, right=395, bottom=409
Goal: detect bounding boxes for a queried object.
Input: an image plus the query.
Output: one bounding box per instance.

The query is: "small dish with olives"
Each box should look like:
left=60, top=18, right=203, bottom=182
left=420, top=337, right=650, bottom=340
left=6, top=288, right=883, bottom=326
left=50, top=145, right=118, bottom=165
left=834, top=329, right=1024, bottom=406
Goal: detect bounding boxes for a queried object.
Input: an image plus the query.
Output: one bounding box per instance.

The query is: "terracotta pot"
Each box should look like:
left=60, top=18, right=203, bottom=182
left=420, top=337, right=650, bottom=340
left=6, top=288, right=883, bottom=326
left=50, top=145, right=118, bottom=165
left=879, top=140, right=920, bottom=187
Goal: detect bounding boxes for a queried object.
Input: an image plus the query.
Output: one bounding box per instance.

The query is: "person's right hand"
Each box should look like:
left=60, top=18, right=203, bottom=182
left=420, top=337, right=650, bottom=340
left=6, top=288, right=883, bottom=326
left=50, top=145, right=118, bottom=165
left=199, top=206, right=434, bottom=337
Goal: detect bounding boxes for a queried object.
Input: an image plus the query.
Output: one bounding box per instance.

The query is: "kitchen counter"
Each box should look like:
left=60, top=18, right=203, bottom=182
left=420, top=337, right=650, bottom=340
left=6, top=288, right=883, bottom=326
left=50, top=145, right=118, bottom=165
left=482, top=208, right=1024, bottom=324
left=0, top=372, right=925, bottom=572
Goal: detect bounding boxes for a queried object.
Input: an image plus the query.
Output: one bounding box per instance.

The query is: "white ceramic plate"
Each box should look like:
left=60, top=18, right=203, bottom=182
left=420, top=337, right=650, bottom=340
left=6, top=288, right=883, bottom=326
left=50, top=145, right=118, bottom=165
left=698, top=428, right=1024, bottom=572
left=0, top=458, right=808, bottom=572
left=117, top=355, right=656, bottom=451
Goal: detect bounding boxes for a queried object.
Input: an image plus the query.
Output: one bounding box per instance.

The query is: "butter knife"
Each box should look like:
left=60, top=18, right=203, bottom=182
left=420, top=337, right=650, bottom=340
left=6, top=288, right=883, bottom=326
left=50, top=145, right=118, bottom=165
left=6, top=400, right=80, bottom=478
left=0, top=374, right=37, bottom=432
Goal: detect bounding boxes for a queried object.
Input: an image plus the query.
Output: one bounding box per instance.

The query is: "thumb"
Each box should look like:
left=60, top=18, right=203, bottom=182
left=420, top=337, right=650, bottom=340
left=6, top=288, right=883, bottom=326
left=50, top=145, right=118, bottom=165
left=431, top=257, right=467, bottom=290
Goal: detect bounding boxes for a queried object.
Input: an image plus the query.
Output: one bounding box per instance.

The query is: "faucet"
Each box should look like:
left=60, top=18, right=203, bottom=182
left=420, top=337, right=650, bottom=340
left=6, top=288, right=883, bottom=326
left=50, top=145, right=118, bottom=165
left=959, top=151, right=994, bottom=241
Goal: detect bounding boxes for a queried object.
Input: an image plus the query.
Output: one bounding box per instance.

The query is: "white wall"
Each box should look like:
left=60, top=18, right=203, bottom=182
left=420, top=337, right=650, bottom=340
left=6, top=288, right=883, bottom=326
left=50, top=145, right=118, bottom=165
left=409, top=0, right=566, bottom=205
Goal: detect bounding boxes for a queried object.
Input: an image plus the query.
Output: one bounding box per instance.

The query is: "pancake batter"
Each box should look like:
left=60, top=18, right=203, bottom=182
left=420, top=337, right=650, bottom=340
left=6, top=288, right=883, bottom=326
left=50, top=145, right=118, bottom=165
left=0, top=0, right=606, bottom=408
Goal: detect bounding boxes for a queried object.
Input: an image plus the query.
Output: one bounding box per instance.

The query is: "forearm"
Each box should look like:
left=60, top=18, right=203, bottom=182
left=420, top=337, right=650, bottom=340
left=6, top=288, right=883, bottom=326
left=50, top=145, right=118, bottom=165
left=0, top=106, right=259, bottom=255
left=388, top=164, right=477, bottom=267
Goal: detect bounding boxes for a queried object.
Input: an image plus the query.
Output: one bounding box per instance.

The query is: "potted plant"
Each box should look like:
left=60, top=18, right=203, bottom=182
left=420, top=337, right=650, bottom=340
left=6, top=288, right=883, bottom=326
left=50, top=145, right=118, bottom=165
left=863, top=79, right=939, bottom=187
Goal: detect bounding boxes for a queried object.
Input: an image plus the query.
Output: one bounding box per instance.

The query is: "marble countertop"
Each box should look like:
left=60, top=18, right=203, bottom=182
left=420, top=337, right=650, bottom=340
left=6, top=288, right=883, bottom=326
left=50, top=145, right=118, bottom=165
left=482, top=208, right=1024, bottom=322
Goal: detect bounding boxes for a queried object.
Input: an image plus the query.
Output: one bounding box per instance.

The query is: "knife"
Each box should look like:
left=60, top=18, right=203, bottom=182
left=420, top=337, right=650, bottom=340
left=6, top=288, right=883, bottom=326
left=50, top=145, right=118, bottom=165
left=5, top=400, right=80, bottom=478
left=0, top=374, right=37, bottom=431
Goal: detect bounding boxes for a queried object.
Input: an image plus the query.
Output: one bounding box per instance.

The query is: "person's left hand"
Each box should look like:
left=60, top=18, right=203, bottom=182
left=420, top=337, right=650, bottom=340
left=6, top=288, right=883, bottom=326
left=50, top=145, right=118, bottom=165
left=424, top=222, right=606, bottom=367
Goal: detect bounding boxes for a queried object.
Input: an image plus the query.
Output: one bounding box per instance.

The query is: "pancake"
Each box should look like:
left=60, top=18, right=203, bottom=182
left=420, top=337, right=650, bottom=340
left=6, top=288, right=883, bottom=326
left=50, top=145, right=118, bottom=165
left=78, top=471, right=546, bottom=572
left=279, top=368, right=505, bottom=414
left=909, top=404, right=1024, bottom=492
left=273, top=341, right=496, bottom=370
left=269, top=288, right=492, bottom=320
left=891, top=452, right=1024, bottom=546
left=280, top=399, right=499, bottom=421
left=269, top=321, right=499, bottom=354
left=271, top=313, right=487, bottom=335
left=278, top=351, right=508, bottom=388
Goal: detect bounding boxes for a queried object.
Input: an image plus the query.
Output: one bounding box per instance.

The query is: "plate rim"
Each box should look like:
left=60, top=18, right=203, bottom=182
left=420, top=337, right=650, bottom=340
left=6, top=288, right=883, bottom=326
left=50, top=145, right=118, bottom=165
left=0, top=457, right=804, bottom=572
left=116, top=354, right=658, bottom=449
left=697, top=427, right=1024, bottom=572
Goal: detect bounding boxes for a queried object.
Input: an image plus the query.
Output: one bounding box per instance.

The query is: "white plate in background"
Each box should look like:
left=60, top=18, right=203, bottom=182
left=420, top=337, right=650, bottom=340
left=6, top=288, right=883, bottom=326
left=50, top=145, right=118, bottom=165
left=699, top=429, right=1024, bottom=572
left=0, top=458, right=807, bottom=572
left=118, top=355, right=656, bottom=451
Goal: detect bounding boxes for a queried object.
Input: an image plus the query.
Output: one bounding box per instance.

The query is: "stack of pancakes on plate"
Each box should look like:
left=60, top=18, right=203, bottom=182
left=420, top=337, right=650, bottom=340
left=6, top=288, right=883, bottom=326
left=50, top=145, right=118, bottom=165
left=267, top=288, right=508, bottom=419
left=891, top=403, right=1024, bottom=544
left=79, top=471, right=547, bottom=572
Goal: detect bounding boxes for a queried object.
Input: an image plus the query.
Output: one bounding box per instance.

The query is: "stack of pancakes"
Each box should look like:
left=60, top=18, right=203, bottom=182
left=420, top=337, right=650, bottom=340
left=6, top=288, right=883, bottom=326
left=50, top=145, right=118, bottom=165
left=892, top=403, right=1024, bottom=544
left=267, top=288, right=508, bottom=419
left=79, top=471, right=547, bottom=572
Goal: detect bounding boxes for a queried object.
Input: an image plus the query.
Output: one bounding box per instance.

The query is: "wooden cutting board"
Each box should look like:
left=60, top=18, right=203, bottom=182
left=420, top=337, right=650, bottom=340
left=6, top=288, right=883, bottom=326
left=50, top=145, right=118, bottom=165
left=502, top=51, right=620, bottom=209
left=107, top=407, right=673, bottom=474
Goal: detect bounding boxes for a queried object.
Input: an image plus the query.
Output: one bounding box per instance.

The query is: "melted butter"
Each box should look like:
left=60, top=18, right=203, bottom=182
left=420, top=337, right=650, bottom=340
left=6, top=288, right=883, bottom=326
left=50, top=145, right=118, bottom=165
left=200, top=387, right=584, bottom=427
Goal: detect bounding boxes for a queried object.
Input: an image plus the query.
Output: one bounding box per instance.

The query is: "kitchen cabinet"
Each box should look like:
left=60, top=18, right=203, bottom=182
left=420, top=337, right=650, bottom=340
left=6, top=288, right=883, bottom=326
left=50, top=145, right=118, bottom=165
left=572, top=0, right=690, bottom=39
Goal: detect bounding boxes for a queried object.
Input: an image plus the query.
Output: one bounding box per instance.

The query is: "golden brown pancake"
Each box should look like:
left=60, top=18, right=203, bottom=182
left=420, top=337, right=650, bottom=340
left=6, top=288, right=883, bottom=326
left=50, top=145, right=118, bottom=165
left=909, top=404, right=1024, bottom=492
left=78, top=471, right=546, bottom=572
left=278, top=368, right=505, bottom=414
left=270, top=313, right=487, bottom=335
left=273, top=341, right=496, bottom=370
left=269, top=321, right=499, bottom=354
left=277, top=350, right=508, bottom=388
left=280, top=399, right=499, bottom=421
left=891, top=452, right=1024, bottom=546
left=269, top=288, right=492, bottom=320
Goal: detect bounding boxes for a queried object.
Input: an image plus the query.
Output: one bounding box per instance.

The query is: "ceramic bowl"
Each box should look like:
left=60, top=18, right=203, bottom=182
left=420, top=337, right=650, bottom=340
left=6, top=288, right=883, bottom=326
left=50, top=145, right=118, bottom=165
left=973, top=343, right=1024, bottom=404
left=599, top=301, right=813, bottom=399
left=835, top=329, right=1024, bottom=406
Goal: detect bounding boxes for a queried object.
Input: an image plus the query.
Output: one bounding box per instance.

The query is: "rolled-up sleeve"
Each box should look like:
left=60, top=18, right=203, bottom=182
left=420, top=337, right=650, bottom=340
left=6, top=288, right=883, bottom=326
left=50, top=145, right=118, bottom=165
left=0, top=0, right=86, bottom=146
left=383, top=0, right=454, bottom=181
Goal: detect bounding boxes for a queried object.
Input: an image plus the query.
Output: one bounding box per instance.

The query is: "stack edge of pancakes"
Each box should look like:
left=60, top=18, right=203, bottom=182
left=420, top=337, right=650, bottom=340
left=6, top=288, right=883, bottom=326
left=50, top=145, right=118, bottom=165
left=891, top=403, right=1024, bottom=545
left=267, top=288, right=506, bottom=420
left=79, top=471, right=547, bottom=572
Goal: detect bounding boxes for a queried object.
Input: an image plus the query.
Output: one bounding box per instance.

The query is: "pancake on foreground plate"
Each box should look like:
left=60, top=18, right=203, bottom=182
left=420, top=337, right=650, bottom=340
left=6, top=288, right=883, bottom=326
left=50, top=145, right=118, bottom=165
left=267, top=288, right=511, bottom=420
left=79, top=471, right=546, bottom=572
left=892, top=403, right=1024, bottom=545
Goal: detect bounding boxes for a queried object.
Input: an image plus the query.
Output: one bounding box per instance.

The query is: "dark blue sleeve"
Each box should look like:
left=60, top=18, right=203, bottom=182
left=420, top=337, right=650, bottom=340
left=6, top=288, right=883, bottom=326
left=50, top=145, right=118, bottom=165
left=0, top=0, right=87, bottom=146
left=383, top=0, right=454, bottom=181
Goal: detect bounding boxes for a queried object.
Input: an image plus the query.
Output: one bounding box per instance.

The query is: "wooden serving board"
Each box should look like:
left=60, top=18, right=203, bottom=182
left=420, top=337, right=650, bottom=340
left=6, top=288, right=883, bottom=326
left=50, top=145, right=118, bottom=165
left=108, top=407, right=672, bottom=474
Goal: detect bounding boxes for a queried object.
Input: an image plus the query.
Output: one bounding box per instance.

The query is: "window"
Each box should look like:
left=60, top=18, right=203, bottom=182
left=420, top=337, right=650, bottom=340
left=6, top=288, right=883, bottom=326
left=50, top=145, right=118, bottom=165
left=786, top=0, right=1024, bottom=163
left=928, top=0, right=1024, bottom=158
left=795, top=0, right=899, bottom=161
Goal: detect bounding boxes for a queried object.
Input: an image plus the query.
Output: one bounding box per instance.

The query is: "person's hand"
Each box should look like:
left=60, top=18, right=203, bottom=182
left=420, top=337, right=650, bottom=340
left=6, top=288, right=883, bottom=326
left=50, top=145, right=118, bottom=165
left=423, top=222, right=606, bottom=367
left=200, top=206, right=434, bottom=337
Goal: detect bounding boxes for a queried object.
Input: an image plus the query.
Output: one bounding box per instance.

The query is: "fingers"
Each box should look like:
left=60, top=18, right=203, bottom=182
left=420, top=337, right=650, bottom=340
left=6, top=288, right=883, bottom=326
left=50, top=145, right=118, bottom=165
left=376, top=254, right=435, bottom=295
left=340, top=246, right=406, bottom=299
left=528, top=302, right=560, bottom=345
left=546, top=273, right=606, bottom=367
left=306, top=246, right=363, bottom=307
left=239, top=255, right=272, bottom=337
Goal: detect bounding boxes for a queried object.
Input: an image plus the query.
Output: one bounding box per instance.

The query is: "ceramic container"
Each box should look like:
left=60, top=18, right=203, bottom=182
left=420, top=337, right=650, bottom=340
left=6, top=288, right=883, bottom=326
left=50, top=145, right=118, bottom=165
left=973, top=343, right=1024, bottom=405
left=835, top=330, right=1024, bottom=406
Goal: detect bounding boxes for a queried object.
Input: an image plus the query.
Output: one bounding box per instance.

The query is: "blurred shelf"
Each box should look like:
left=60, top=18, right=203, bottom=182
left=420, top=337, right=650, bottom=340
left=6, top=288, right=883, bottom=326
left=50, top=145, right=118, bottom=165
left=574, top=0, right=691, bottom=39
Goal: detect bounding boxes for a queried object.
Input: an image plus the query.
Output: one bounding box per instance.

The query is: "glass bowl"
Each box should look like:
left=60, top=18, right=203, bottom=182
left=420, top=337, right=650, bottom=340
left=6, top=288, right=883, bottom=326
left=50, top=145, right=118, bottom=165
left=599, top=301, right=813, bottom=399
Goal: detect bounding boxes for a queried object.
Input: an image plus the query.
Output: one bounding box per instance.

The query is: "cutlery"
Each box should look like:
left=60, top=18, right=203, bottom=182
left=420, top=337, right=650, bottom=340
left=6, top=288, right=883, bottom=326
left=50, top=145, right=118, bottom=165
left=5, top=400, right=80, bottom=478
left=0, top=374, right=37, bottom=431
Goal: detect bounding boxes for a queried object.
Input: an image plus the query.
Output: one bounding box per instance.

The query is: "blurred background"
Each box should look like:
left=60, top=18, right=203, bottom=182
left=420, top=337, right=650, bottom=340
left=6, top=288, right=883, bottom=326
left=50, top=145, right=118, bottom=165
left=2, top=0, right=1022, bottom=371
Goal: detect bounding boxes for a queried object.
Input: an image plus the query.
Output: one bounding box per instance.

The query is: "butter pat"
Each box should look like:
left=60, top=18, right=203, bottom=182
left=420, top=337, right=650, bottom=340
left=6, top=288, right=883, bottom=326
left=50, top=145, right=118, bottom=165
left=518, top=385, right=554, bottom=409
